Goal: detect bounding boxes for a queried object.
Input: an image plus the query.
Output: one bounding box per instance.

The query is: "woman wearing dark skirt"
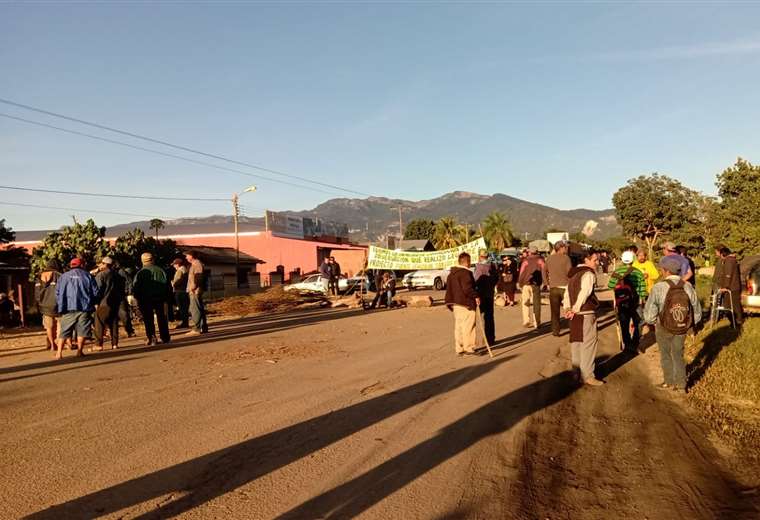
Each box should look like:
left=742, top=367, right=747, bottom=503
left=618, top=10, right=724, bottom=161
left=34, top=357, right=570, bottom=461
left=498, top=256, right=519, bottom=305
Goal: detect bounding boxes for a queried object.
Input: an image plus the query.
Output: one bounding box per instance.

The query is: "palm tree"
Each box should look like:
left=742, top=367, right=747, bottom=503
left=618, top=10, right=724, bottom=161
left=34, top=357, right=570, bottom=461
left=481, top=211, right=514, bottom=252
left=433, top=217, right=465, bottom=250
left=149, top=218, right=165, bottom=240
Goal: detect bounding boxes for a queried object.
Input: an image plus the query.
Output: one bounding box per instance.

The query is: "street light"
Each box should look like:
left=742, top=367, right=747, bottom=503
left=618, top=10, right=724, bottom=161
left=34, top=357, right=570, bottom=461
left=233, top=185, right=257, bottom=287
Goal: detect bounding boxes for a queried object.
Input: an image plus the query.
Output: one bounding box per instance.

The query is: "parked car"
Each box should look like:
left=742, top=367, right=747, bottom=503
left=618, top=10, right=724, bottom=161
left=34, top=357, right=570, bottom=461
left=741, top=255, right=760, bottom=315
left=402, top=269, right=450, bottom=291
left=285, top=274, right=369, bottom=295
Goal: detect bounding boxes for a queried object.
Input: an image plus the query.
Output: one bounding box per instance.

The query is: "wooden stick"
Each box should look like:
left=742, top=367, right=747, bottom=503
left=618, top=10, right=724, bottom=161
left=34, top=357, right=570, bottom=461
left=476, top=305, right=494, bottom=358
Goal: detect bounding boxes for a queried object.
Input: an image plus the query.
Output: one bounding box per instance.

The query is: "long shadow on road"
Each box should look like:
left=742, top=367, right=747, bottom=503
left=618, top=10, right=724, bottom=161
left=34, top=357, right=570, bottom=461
left=1, top=307, right=364, bottom=381
left=274, top=370, right=579, bottom=519
left=28, top=355, right=520, bottom=519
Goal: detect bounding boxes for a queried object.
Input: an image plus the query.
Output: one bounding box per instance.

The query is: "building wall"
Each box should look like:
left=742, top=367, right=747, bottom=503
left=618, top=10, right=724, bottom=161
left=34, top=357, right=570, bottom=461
left=169, top=231, right=367, bottom=281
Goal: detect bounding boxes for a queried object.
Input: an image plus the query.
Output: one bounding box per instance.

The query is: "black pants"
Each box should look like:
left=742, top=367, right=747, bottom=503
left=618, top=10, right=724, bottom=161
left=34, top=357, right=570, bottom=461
left=94, top=304, right=119, bottom=346
left=479, top=298, right=495, bottom=345
left=138, top=299, right=170, bottom=343
left=174, top=291, right=190, bottom=327
left=617, top=306, right=641, bottom=349
left=119, top=298, right=134, bottom=335
left=328, top=277, right=339, bottom=296
left=549, top=287, right=565, bottom=335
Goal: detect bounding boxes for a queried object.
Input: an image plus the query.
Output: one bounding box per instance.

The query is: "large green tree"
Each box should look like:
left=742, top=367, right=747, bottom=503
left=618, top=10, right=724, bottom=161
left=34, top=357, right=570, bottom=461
left=710, top=158, right=760, bottom=257
left=30, top=219, right=109, bottom=278
left=433, top=217, right=466, bottom=250
left=403, top=219, right=435, bottom=241
left=111, top=229, right=180, bottom=271
left=30, top=221, right=180, bottom=278
left=612, top=173, right=702, bottom=258
left=481, top=211, right=514, bottom=252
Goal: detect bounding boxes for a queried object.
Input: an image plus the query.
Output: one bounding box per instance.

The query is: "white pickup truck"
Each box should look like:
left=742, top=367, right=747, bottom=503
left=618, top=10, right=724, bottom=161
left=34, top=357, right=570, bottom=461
left=401, top=269, right=450, bottom=291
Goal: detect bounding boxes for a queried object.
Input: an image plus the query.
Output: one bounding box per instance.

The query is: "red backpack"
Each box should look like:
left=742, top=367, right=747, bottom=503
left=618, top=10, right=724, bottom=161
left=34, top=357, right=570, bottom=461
left=612, top=266, right=638, bottom=311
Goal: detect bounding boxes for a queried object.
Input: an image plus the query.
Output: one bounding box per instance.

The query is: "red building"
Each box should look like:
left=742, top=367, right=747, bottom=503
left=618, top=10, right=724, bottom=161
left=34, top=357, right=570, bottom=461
left=167, top=231, right=367, bottom=284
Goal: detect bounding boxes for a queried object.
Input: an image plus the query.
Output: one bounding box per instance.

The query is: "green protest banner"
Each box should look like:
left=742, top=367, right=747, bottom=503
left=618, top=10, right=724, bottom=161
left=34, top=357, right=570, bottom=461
left=367, top=238, right=487, bottom=270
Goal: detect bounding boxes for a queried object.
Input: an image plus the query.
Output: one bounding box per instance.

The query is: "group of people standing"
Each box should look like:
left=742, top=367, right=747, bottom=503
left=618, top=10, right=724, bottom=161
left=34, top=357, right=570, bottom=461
left=444, top=239, right=733, bottom=392
left=318, top=256, right=342, bottom=296
left=34, top=250, right=209, bottom=359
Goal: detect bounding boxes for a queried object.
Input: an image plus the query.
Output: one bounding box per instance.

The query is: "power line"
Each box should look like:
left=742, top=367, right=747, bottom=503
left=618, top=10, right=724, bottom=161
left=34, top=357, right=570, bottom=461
left=0, top=113, right=338, bottom=196
left=0, top=185, right=228, bottom=202
left=0, top=201, right=176, bottom=220
left=0, top=97, right=373, bottom=197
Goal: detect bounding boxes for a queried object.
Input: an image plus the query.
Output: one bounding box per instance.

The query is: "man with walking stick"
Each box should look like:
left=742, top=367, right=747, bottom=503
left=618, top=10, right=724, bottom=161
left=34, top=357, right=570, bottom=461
left=445, top=252, right=481, bottom=356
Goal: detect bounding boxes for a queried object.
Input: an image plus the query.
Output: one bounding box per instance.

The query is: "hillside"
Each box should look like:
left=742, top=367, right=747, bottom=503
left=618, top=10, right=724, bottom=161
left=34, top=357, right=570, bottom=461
left=292, top=191, right=620, bottom=241
left=13, top=191, right=620, bottom=243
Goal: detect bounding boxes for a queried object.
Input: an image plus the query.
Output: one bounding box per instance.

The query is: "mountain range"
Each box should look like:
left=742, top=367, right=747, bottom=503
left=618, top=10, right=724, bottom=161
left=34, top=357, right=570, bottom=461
left=13, top=191, right=620, bottom=242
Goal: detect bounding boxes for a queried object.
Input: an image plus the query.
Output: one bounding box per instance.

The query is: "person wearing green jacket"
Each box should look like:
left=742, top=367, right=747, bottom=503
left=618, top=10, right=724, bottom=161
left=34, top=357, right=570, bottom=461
left=608, top=250, right=648, bottom=351
left=133, top=252, right=170, bottom=346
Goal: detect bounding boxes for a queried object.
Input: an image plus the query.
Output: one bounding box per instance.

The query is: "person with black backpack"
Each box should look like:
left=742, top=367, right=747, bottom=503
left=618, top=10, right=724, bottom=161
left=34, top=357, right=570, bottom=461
left=607, top=250, right=648, bottom=351
left=34, top=259, right=62, bottom=350
left=643, top=256, right=702, bottom=394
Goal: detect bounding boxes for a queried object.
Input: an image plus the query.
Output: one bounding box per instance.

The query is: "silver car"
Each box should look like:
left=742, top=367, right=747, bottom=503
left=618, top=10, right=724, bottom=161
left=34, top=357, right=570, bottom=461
left=741, top=256, right=760, bottom=315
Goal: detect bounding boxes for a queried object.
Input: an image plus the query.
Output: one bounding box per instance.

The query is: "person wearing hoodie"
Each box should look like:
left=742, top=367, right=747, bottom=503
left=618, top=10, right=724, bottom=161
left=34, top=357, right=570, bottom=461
left=563, top=249, right=605, bottom=387
left=445, top=252, right=481, bottom=356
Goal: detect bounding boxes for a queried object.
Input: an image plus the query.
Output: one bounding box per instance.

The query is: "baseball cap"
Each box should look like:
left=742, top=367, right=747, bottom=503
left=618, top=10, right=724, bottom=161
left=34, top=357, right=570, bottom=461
left=662, top=241, right=677, bottom=252
left=621, top=251, right=635, bottom=265
left=100, top=256, right=114, bottom=265
left=70, top=257, right=83, bottom=268
left=659, top=256, right=681, bottom=275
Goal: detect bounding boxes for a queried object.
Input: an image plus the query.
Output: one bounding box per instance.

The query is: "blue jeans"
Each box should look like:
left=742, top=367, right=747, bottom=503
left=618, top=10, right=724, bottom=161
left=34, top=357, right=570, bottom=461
left=189, top=293, right=208, bottom=333
left=656, top=327, right=686, bottom=388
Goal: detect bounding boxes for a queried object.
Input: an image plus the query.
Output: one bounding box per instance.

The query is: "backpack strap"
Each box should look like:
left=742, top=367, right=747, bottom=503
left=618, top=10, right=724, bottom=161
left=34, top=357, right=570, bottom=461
left=665, top=279, right=678, bottom=289
left=612, top=266, right=634, bottom=282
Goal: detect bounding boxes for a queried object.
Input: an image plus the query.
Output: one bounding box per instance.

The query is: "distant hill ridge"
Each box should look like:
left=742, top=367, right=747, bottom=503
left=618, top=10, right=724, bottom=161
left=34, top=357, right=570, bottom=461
left=13, top=191, right=620, bottom=242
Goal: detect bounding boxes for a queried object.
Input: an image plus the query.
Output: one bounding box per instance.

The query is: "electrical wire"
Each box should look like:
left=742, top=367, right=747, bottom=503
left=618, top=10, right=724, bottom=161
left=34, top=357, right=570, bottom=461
left=0, top=185, right=228, bottom=202
left=0, top=113, right=339, bottom=196
left=0, top=97, right=373, bottom=197
left=0, top=201, right=176, bottom=220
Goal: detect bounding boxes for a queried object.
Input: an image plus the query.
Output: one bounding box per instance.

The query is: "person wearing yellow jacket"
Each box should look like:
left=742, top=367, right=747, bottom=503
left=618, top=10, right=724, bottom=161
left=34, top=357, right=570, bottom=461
left=632, top=249, right=659, bottom=296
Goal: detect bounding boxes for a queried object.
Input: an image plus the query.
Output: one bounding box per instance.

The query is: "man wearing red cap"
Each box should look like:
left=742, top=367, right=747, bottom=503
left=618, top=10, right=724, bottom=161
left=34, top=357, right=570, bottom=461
left=55, top=256, right=99, bottom=359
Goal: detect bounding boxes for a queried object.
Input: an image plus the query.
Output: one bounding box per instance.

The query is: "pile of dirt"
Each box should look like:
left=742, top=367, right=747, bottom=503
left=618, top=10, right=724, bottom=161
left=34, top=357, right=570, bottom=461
left=209, top=286, right=327, bottom=316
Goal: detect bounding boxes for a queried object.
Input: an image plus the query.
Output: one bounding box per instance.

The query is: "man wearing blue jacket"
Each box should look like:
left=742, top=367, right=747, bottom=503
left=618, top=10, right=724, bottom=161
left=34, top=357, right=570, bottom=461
left=55, top=257, right=99, bottom=359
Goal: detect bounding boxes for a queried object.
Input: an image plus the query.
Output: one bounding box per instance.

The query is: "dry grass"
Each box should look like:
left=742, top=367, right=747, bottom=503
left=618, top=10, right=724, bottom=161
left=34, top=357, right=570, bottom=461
left=209, top=286, right=325, bottom=316
left=685, top=319, right=760, bottom=461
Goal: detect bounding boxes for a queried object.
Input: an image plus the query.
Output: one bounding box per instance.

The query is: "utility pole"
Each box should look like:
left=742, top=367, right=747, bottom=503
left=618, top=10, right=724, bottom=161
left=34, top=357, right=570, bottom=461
left=232, top=186, right=257, bottom=288
left=232, top=193, right=240, bottom=285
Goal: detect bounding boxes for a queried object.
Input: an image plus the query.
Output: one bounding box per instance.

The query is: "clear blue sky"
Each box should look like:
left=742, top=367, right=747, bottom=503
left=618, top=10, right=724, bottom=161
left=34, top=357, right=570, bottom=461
left=2, top=2, right=759, bottom=231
